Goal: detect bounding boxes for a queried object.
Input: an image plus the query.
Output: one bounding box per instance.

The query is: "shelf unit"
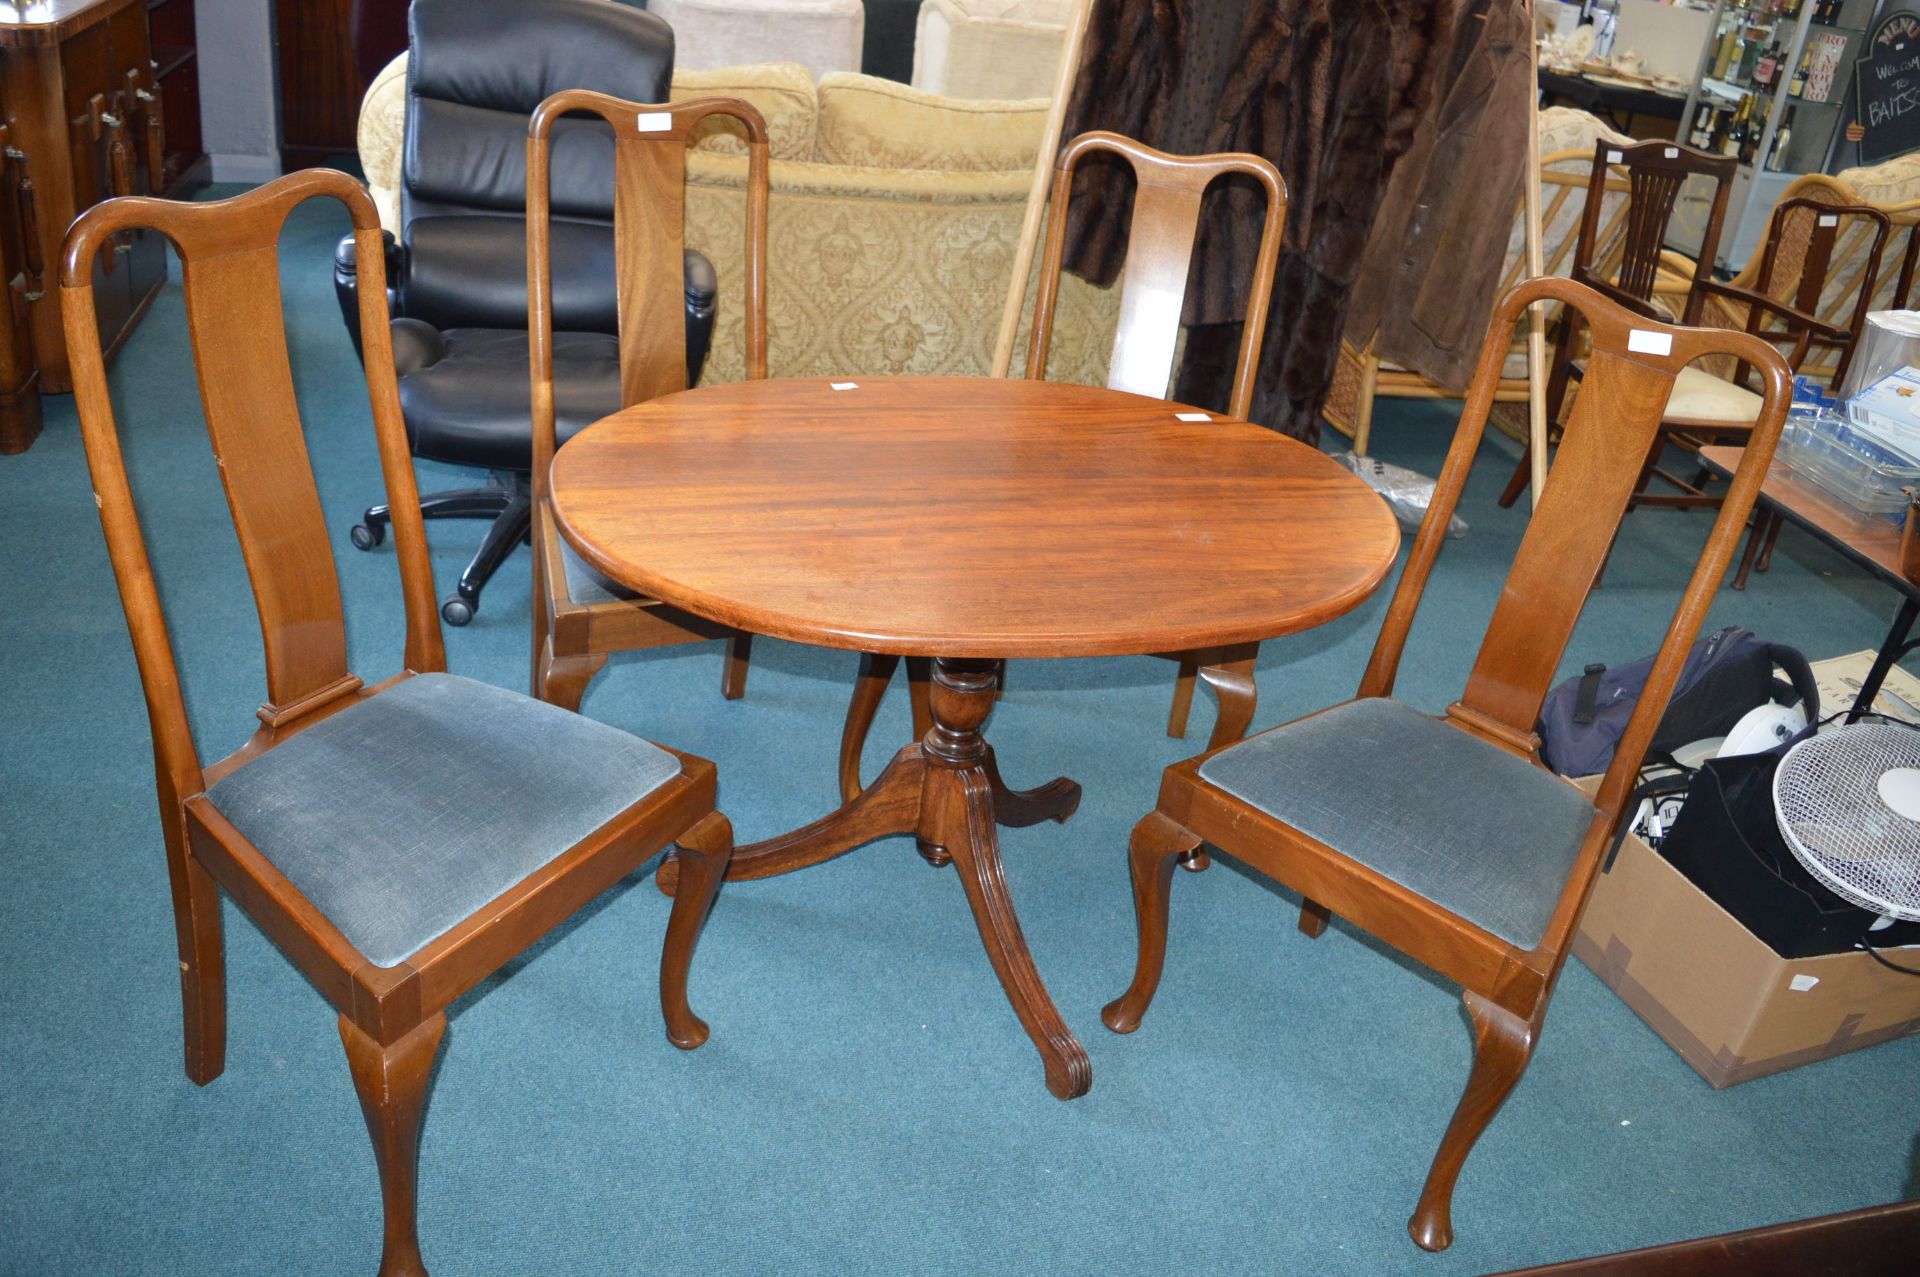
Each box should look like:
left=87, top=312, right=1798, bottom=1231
left=1675, top=0, right=1877, bottom=268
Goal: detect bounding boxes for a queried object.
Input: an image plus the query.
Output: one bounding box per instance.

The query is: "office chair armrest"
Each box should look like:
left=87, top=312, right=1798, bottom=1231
left=389, top=317, right=449, bottom=376
left=685, top=248, right=716, bottom=387
left=333, top=229, right=406, bottom=362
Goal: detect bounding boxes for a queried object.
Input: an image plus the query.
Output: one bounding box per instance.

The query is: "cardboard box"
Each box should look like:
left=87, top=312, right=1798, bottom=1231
left=1812, top=649, right=1920, bottom=724
left=1573, top=824, right=1920, bottom=1089
left=1568, top=651, right=1920, bottom=1086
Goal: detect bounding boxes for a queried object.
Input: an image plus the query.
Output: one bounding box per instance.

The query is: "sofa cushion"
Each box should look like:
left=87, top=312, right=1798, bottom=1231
left=672, top=61, right=820, bottom=161
left=911, top=0, right=1072, bottom=101
left=205, top=674, right=680, bottom=968
left=815, top=72, right=1046, bottom=171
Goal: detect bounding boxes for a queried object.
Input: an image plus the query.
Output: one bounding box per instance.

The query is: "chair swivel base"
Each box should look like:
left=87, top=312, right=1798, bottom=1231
left=353, top=477, right=533, bottom=626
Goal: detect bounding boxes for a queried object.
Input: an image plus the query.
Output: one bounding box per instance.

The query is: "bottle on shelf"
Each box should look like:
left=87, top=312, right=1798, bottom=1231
left=1713, top=25, right=1740, bottom=80
left=1789, top=45, right=1810, bottom=97
left=1755, top=40, right=1780, bottom=91
left=1722, top=95, right=1752, bottom=160
left=1767, top=105, right=1797, bottom=171
left=1690, top=103, right=1715, bottom=149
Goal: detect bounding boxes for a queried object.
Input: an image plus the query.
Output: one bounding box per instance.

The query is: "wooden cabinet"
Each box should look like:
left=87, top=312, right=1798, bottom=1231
left=277, top=0, right=363, bottom=171
left=0, top=0, right=208, bottom=454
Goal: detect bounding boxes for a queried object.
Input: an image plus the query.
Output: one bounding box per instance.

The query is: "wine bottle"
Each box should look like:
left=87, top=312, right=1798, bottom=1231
left=1767, top=105, right=1796, bottom=171
left=1690, top=104, right=1714, bottom=149
left=1722, top=96, right=1751, bottom=159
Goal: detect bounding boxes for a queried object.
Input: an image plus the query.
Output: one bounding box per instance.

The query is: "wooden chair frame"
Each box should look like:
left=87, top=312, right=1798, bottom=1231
left=1646, top=195, right=1890, bottom=507
left=836, top=129, right=1288, bottom=804
left=1500, top=140, right=1737, bottom=504
left=62, top=169, right=734, bottom=1277
left=528, top=93, right=769, bottom=712
left=1102, top=277, right=1791, bottom=1253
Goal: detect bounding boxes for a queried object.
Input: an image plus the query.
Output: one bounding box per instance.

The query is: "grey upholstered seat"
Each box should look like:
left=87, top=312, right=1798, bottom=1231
left=560, top=538, right=640, bottom=606
left=206, top=674, right=680, bottom=967
left=1197, top=697, right=1598, bottom=949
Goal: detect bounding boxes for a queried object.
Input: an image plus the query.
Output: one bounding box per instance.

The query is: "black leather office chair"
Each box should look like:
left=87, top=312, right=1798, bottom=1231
left=334, top=0, right=716, bottom=626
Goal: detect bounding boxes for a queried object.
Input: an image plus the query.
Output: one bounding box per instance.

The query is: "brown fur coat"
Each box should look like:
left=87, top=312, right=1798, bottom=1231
left=1058, top=0, right=1462, bottom=441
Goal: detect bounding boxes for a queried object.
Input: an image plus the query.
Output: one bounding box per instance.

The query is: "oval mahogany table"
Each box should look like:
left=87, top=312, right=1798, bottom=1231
left=551, top=375, right=1401, bottom=1099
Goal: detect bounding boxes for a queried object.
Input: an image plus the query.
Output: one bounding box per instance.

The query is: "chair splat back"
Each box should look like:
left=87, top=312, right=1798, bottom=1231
left=1025, top=130, right=1286, bottom=419
left=527, top=92, right=769, bottom=497
left=61, top=172, right=441, bottom=799
left=1573, top=140, right=1734, bottom=325
left=1360, top=277, right=1791, bottom=810
left=1754, top=197, right=1892, bottom=386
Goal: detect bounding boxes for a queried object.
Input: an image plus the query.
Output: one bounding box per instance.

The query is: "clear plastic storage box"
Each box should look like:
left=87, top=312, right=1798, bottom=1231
left=1776, top=406, right=1919, bottom=526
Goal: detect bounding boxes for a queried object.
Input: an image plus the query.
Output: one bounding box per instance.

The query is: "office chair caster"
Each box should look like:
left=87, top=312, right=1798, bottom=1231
left=350, top=520, right=386, bottom=551
left=441, top=594, right=475, bottom=627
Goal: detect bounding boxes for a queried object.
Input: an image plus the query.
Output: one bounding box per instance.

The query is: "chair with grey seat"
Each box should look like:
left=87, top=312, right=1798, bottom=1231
left=65, top=169, right=734, bottom=1276
left=333, top=0, right=727, bottom=634
left=1099, top=276, right=1792, bottom=1254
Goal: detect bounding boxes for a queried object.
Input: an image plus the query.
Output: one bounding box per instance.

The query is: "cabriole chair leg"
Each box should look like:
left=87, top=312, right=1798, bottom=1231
left=1408, top=992, right=1540, bottom=1252
left=659, top=812, right=734, bottom=1050
left=340, top=1012, right=448, bottom=1277
left=1101, top=811, right=1203, bottom=1033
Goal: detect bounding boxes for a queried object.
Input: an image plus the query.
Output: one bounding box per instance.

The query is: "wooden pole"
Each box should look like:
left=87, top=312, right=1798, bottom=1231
left=1526, top=0, right=1548, bottom=508
left=990, top=0, right=1096, bottom=378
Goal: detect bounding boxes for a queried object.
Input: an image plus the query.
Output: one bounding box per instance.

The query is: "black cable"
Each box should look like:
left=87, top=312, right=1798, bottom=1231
left=1856, top=934, right=1920, bottom=977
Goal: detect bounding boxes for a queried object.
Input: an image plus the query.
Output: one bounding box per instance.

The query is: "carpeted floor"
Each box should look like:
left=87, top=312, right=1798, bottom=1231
left=3, top=188, right=1916, bottom=1277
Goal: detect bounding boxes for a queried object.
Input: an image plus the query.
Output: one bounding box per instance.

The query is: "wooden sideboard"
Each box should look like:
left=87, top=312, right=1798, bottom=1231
left=0, top=0, right=209, bottom=454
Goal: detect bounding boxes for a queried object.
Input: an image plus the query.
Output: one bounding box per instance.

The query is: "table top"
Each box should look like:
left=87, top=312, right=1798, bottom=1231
left=1701, top=445, right=1918, bottom=600
left=551, top=376, right=1402, bottom=659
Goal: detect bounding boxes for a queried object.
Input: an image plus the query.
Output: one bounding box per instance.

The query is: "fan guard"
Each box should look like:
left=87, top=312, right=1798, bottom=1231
left=1773, top=722, right=1920, bottom=923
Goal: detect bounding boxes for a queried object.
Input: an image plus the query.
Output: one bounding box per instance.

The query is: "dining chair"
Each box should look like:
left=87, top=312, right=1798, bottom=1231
left=837, top=129, right=1287, bottom=803
left=1680, top=197, right=1888, bottom=588
left=63, top=169, right=735, bottom=1276
left=1641, top=196, right=1890, bottom=512
left=1101, top=276, right=1791, bottom=1252
left=1498, top=139, right=1737, bottom=506
left=528, top=93, right=769, bottom=713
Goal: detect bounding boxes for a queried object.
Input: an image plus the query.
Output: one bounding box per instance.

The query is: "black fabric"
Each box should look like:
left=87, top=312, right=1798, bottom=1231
left=399, top=328, right=622, bottom=471
left=861, top=0, right=919, bottom=83
left=1658, top=739, right=1920, bottom=958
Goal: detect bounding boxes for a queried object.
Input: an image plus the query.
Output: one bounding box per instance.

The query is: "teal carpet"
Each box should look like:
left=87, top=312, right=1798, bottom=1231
left=3, top=189, right=1916, bottom=1276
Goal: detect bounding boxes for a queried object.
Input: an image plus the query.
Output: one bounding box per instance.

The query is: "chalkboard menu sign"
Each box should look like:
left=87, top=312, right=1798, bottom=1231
left=1858, top=12, right=1920, bottom=165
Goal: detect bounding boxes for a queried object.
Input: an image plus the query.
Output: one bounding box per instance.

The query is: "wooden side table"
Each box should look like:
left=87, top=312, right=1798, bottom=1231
left=552, top=376, right=1402, bottom=1097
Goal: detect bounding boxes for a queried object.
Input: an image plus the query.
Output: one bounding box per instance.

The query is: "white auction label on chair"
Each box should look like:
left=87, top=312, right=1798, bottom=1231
left=830, top=382, right=859, bottom=390
left=637, top=112, right=673, bottom=132
left=1627, top=329, right=1674, bottom=356
left=1174, top=412, right=1211, bottom=422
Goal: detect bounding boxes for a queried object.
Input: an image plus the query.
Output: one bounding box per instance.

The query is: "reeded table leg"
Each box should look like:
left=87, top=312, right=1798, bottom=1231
left=660, top=654, right=1088, bottom=1098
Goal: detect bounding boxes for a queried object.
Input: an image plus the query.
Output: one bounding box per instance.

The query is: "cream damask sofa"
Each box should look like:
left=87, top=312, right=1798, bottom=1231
left=357, top=58, right=1119, bottom=389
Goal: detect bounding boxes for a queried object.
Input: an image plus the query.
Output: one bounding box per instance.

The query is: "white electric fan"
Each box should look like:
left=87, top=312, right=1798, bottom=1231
left=1773, top=722, right=1920, bottom=932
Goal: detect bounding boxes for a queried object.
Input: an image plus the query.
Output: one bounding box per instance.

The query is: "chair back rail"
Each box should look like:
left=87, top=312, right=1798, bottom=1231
left=1024, top=130, right=1285, bottom=419
left=1358, top=276, right=1791, bottom=825
left=526, top=92, right=769, bottom=501
left=1573, top=140, right=1735, bottom=327
left=60, top=169, right=441, bottom=811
